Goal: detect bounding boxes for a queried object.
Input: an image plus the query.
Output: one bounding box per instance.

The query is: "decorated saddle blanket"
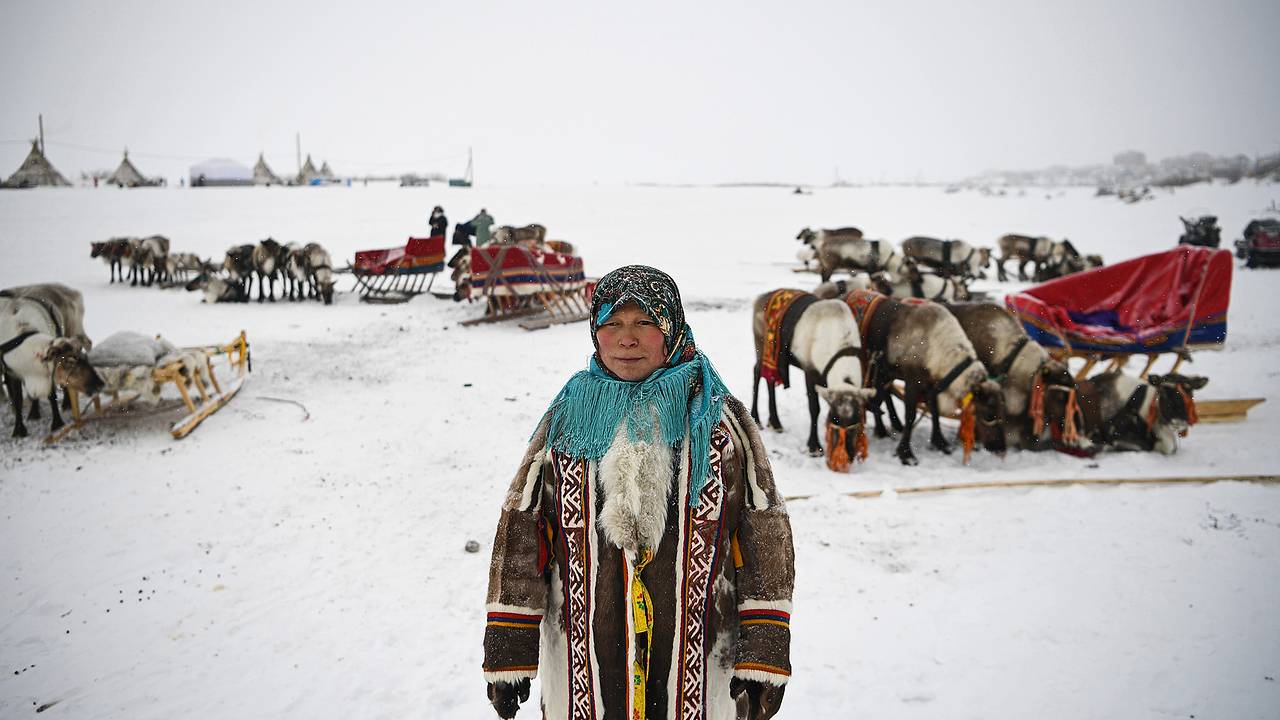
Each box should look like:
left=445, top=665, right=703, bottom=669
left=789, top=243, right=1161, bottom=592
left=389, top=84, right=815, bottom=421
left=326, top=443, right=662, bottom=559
left=760, top=289, right=817, bottom=387
left=843, top=289, right=890, bottom=346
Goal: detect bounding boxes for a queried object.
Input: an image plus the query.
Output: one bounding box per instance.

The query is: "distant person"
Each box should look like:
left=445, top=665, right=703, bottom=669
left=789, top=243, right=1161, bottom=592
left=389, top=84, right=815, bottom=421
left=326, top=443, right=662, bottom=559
left=453, top=220, right=476, bottom=247
left=471, top=208, right=495, bottom=246
left=430, top=206, right=448, bottom=238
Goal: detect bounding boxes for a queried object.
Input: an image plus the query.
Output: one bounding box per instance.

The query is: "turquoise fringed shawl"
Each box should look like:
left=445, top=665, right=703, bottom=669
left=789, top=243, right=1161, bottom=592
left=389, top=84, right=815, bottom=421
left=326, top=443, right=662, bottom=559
left=544, top=352, right=730, bottom=507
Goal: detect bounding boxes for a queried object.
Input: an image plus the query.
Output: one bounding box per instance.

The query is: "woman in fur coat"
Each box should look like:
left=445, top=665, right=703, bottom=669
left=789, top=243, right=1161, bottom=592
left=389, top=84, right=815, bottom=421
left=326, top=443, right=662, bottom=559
left=483, top=265, right=795, bottom=720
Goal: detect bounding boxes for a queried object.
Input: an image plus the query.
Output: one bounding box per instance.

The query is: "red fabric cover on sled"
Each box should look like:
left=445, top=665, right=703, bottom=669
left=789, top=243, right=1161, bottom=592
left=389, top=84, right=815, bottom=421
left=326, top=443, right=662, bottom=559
left=469, top=244, right=586, bottom=294
left=354, top=236, right=445, bottom=274
left=1005, top=246, right=1232, bottom=353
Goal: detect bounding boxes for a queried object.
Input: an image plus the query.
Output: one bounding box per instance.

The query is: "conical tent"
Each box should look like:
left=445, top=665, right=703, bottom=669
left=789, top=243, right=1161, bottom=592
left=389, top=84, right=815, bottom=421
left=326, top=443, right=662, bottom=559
left=297, top=154, right=320, bottom=184
left=107, top=150, right=157, bottom=187
left=253, top=152, right=282, bottom=185
left=2, top=141, right=71, bottom=188
left=319, top=160, right=335, bottom=179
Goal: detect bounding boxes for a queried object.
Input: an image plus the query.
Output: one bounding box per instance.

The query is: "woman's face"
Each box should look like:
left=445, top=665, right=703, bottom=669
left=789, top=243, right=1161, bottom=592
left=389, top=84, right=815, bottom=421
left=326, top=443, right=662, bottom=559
left=596, top=303, right=666, bottom=381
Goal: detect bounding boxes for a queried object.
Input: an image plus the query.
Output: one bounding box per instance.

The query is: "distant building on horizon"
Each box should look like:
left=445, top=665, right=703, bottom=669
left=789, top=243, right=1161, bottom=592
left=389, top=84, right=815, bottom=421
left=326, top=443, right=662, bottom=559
left=2, top=140, right=71, bottom=189
left=107, top=149, right=163, bottom=187
left=190, top=158, right=253, bottom=187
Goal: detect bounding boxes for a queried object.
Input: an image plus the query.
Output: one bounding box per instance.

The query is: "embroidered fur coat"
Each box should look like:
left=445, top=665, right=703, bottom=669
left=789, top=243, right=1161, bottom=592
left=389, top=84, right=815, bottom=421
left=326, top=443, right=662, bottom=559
left=483, top=395, right=795, bottom=720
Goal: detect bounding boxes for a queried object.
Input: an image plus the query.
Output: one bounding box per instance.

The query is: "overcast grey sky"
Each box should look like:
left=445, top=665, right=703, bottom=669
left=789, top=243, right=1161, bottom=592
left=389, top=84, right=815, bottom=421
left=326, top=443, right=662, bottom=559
left=2, top=0, right=1277, bottom=185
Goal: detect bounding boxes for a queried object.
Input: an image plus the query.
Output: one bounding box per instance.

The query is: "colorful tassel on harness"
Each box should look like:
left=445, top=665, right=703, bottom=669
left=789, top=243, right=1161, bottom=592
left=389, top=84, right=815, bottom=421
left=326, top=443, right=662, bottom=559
left=959, top=393, right=976, bottom=465
left=1177, top=385, right=1198, bottom=436
left=826, top=423, right=852, bottom=473
left=1029, top=378, right=1046, bottom=437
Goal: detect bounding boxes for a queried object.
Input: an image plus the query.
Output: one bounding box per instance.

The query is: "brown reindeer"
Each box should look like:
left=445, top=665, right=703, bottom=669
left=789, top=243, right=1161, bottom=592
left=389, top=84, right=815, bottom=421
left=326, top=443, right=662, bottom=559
left=750, top=289, right=874, bottom=459
left=222, top=244, right=256, bottom=298
left=492, top=224, right=547, bottom=246
left=250, top=238, right=288, bottom=302
left=90, top=238, right=132, bottom=283
left=448, top=249, right=473, bottom=302
left=845, top=290, right=1005, bottom=465
left=900, top=236, right=991, bottom=280
left=811, top=234, right=905, bottom=283
left=301, top=243, right=335, bottom=304
left=995, top=234, right=1061, bottom=282
left=945, top=302, right=1084, bottom=451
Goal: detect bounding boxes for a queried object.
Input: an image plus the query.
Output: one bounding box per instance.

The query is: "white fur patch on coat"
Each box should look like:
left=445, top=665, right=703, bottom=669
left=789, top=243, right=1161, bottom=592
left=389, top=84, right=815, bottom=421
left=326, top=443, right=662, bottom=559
left=596, top=423, right=674, bottom=556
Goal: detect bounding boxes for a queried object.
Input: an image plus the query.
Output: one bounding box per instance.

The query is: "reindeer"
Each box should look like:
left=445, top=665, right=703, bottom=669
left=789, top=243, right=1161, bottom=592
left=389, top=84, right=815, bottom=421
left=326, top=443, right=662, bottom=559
left=869, top=260, right=970, bottom=302
left=163, top=252, right=205, bottom=283
left=90, top=238, right=132, bottom=283
left=995, top=234, right=1062, bottom=282
left=795, top=227, right=862, bottom=271
left=813, top=235, right=906, bottom=283
left=750, top=289, right=875, bottom=460
left=1075, top=371, right=1207, bottom=454
left=187, top=275, right=250, bottom=303
left=945, top=302, right=1085, bottom=451
left=284, top=243, right=308, bottom=301
left=448, top=247, right=473, bottom=302
left=222, top=244, right=256, bottom=298
left=301, top=243, right=336, bottom=305
left=845, top=290, right=1005, bottom=465
left=491, top=224, right=547, bottom=245
left=140, top=235, right=171, bottom=286
left=1034, top=240, right=1102, bottom=281
left=250, top=238, right=288, bottom=302
left=1, top=284, right=97, bottom=437
left=811, top=274, right=874, bottom=299
left=900, top=236, right=991, bottom=281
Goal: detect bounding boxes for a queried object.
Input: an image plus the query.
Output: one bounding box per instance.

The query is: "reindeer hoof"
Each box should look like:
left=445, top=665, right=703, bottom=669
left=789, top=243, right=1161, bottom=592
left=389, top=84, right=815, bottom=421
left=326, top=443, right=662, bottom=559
left=933, top=442, right=953, bottom=454
left=897, top=450, right=918, bottom=466
left=807, top=447, right=824, bottom=457
left=768, top=422, right=784, bottom=433
left=13, top=425, right=28, bottom=438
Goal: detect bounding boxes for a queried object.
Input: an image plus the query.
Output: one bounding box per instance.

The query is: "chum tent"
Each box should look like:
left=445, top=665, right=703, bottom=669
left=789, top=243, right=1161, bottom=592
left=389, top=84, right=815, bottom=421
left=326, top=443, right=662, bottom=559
left=2, top=140, right=71, bottom=188
left=296, top=154, right=321, bottom=184
left=253, top=152, right=282, bottom=185
left=107, top=150, right=161, bottom=187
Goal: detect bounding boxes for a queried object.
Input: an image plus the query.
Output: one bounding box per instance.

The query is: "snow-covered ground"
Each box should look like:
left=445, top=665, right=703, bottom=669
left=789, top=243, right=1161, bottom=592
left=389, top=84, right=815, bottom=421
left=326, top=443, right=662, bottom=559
left=2, top=182, right=1278, bottom=719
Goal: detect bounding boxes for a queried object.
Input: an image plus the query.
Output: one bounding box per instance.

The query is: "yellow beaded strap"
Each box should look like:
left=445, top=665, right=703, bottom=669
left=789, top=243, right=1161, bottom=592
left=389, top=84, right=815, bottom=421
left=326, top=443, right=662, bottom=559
left=631, top=548, right=655, bottom=720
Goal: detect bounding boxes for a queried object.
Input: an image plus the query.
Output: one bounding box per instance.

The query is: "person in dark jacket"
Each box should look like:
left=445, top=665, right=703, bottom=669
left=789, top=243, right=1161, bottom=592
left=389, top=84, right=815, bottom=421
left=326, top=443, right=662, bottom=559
left=429, top=206, right=448, bottom=238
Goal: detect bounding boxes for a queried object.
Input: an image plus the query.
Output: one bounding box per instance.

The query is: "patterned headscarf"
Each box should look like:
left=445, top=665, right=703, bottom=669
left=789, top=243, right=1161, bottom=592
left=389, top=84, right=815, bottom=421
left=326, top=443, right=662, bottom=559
left=544, top=265, right=729, bottom=506
left=590, top=264, right=697, bottom=370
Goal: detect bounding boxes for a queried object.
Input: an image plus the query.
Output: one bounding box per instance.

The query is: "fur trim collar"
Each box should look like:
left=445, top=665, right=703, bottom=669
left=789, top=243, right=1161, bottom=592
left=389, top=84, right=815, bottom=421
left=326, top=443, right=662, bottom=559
left=596, top=423, right=674, bottom=556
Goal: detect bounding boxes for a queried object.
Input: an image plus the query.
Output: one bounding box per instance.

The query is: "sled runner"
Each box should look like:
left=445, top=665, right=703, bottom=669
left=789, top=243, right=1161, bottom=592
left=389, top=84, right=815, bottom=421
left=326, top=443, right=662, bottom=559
left=349, top=235, right=446, bottom=303
left=44, top=331, right=251, bottom=444
left=458, top=243, right=593, bottom=330
left=1006, top=246, right=1233, bottom=379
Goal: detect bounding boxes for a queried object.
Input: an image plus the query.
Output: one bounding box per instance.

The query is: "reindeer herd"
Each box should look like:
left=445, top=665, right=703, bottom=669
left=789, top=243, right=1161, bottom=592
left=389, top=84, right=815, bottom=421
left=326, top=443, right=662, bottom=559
left=90, top=237, right=337, bottom=305
left=754, top=226, right=1203, bottom=468
left=796, top=227, right=1105, bottom=301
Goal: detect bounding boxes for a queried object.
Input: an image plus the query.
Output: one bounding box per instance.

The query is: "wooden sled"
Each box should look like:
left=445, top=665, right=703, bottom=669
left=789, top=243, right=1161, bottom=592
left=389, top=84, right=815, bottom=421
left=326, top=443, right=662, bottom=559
left=44, top=331, right=251, bottom=445
left=350, top=236, right=445, bottom=304
left=1193, top=398, right=1265, bottom=424
left=459, top=244, right=594, bottom=331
